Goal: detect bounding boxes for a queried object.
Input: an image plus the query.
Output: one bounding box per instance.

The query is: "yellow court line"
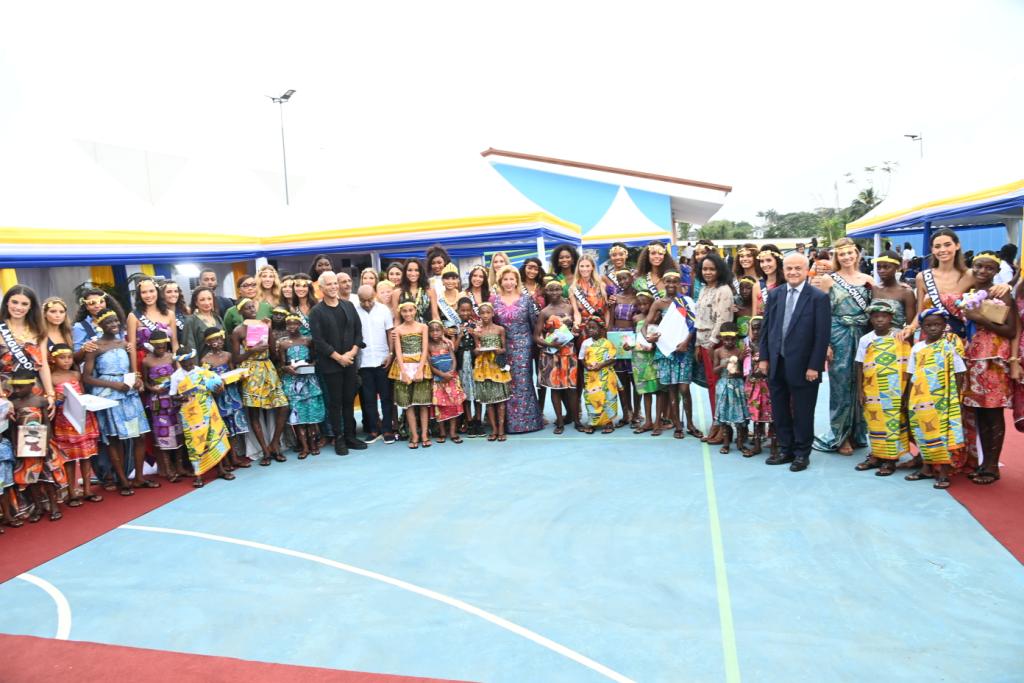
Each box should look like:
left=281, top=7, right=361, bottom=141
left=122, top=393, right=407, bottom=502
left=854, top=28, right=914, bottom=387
left=695, top=399, right=742, bottom=683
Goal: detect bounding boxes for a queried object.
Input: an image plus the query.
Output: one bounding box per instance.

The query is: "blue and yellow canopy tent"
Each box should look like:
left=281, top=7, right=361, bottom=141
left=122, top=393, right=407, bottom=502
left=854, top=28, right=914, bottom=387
left=846, top=158, right=1024, bottom=260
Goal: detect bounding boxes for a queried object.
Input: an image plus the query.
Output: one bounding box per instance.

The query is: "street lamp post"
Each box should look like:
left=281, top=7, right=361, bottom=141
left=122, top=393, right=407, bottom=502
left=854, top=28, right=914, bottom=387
left=267, top=89, right=296, bottom=205
left=904, top=133, right=923, bottom=160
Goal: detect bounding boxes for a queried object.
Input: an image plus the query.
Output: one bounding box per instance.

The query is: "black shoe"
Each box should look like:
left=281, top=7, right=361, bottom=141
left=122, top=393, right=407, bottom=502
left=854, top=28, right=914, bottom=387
left=345, top=438, right=368, bottom=450
left=334, top=438, right=349, bottom=456
left=766, top=453, right=795, bottom=466
left=789, top=456, right=809, bottom=472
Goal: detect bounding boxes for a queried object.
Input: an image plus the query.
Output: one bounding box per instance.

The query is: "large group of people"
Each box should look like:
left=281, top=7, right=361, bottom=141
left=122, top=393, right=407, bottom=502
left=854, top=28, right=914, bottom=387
left=1, top=230, right=1022, bottom=531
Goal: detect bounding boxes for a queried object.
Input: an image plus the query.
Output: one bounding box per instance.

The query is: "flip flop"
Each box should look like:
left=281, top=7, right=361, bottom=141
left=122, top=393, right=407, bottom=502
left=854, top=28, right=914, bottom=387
left=451, top=436, right=463, bottom=444
left=855, top=458, right=881, bottom=471
left=933, top=478, right=951, bottom=489
left=85, top=494, right=104, bottom=503
left=632, top=425, right=652, bottom=434
left=970, top=471, right=1000, bottom=485
left=904, top=471, right=934, bottom=481
left=674, top=429, right=685, bottom=440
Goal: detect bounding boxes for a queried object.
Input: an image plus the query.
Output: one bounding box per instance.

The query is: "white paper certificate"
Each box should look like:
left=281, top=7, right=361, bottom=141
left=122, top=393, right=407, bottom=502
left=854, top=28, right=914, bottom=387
left=655, top=303, right=689, bottom=357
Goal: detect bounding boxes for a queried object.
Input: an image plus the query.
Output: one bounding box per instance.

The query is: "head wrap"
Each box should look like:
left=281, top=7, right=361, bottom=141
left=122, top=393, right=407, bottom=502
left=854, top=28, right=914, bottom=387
left=866, top=300, right=897, bottom=315
left=918, top=307, right=948, bottom=323
left=174, top=348, right=197, bottom=362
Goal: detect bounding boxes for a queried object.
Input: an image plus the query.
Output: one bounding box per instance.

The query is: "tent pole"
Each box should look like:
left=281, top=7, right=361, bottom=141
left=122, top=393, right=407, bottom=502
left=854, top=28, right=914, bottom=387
left=921, top=221, right=932, bottom=260
left=370, top=251, right=381, bottom=274
left=873, top=233, right=881, bottom=279
left=535, top=235, right=546, bottom=263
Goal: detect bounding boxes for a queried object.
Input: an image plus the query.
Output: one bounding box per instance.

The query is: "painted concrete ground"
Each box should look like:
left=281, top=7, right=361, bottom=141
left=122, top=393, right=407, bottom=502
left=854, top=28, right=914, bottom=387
left=3, top=385, right=1023, bottom=682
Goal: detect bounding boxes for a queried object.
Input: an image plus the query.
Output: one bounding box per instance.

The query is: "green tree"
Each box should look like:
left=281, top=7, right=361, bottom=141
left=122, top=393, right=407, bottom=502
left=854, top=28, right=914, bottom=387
left=699, top=220, right=754, bottom=240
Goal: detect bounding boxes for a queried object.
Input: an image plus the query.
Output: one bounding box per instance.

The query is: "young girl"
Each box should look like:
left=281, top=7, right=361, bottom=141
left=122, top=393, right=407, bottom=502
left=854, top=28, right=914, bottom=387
left=83, top=309, right=154, bottom=495
left=142, top=329, right=186, bottom=482
left=734, top=277, right=756, bottom=340
left=455, top=298, right=482, bottom=436
left=0, top=394, right=20, bottom=528
left=231, top=298, right=289, bottom=465
left=904, top=309, right=967, bottom=489
left=628, top=292, right=659, bottom=434
left=712, top=322, right=750, bottom=454
left=642, top=272, right=698, bottom=439
left=9, top=368, right=67, bottom=522
left=200, top=327, right=251, bottom=469
left=276, top=314, right=326, bottom=459
left=742, top=316, right=776, bottom=458
left=854, top=301, right=911, bottom=476
left=582, top=318, right=619, bottom=434
left=170, top=347, right=233, bottom=487
left=49, top=344, right=103, bottom=506
left=389, top=301, right=432, bottom=448
left=960, top=251, right=1018, bottom=485
left=472, top=302, right=511, bottom=441
left=610, top=270, right=638, bottom=427
left=872, top=250, right=916, bottom=328
left=428, top=320, right=465, bottom=443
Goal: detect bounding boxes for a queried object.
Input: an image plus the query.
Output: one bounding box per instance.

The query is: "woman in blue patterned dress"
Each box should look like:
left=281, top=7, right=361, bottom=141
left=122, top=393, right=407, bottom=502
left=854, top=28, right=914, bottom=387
left=813, top=238, right=873, bottom=455
left=491, top=266, right=544, bottom=433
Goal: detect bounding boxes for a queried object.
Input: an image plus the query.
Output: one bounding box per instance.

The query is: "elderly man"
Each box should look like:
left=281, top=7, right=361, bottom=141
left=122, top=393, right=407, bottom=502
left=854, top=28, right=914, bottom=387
left=355, top=285, right=395, bottom=444
left=309, top=271, right=366, bottom=455
left=758, top=253, right=830, bottom=471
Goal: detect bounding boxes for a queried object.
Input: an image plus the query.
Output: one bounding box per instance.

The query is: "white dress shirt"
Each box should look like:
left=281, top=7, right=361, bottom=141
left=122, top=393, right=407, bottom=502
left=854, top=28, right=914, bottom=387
left=355, top=301, right=393, bottom=368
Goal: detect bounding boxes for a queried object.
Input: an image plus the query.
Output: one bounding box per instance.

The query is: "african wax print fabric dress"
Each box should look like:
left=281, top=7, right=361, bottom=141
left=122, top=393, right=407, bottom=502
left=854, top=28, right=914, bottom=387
left=13, top=405, right=67, bottom=489
left=429, top=345, right=465, bottom=421
left=743, top=346, right=772, bottom=425
left=961, top=322, right=1012, bottom=469
left=632, top=320, right=660, bottom=395
left=207, top=360, right=250, bottom=436
left=146, top=360, right=181, bottom=449
left=457, top=327, right=477, bottom=403
left=538, top=315, right=578, bottom=389
left=735, top=314, right=750, bottom=341
left=0, top=334, right=42, bottom=393
left=239, top=342, right=289, bottom=410
left=655, top=296, right=696, bottom=386
left=1014, top=296, right=1024, bottom=433
left=174, top=367, right=230, bottom=475
left=473, top=333, right=511, bottom=405
left=571, top=281, right=607, bottom=328
left=52, top=378, right=100, bottom=461
left=388, top=332, right=433, bottom=408
left=611, top=301, right=636, bottom=373
left=907, top=336, right=966, bottom=466
left=92, top=347, right=151, bottom=440
left=0, top=425, right=13, bottom=492
left=397, top=288, right=432, bottom=324
left=583, top=338, right=619, bottom=427
left=715, top=366, right=750, bottom=426
left=813, top=280, right=870, bottom=452
left=492, top=294, right=543, bottom=433
left=281, top=343, right=326, bottom=425
left=858, top=332, right=911, bottom=460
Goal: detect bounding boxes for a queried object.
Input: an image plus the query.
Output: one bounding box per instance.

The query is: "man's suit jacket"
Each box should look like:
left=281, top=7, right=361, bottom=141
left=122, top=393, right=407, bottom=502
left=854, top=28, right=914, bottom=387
left=758, top=281, right=831, bottom=386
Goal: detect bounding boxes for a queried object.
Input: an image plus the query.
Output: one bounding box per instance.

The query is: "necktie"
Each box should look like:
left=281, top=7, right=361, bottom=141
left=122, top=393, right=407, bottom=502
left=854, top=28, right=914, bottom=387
left=782, top=287, right=798, bottom=353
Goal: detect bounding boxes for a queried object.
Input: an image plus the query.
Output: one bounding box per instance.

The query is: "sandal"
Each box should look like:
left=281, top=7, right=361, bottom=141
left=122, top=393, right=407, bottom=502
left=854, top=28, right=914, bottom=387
left=855, top=458, right=881, bottom=471
left=4, top=518, right=24, bottom=528
left=583, top=426, right=595, bottom=434
left=192, top=478, right=205, bottom=488
left=971, top=470, right=1000, bottom=485
left=435, top=437, right=446, bottom=445
left=85, top=494, right=104, bottom=503
left=602, top=425, right=615, bottom=434
left=651, top=427, right=663, bottom=437
left=119, top=486, right=134, bottom=497
left=167, top=473, right=182, bottom=484
left=553, top=424, right=564, bottom=435
left=28, top=510, right=42, bottom=524
left=933, top=478, right=951, bottom=489
left=686, top=426, right=704, bottom=439
left=67, top=498, right=84, bottom=508
left=134, top=479, right=161, bottom=489
left=673, top=429, right=684, bottom=440
left=486, top=434, right=498, bottom=442
left=497, top=434, right=507, bottom=442
left=719, top=445, right=730, bottom=454
left=220, top=471, right=236, bottom=481
left=234, top=460, right=252, bottom=468
left=904, top=470, right=934, bottom=481
left=422, top=440, right=433, bottom=448
left=876, top=462, right=897, bottom=477
left=272, top=452, right=287, bottom=463
left=298, top=451, right=308, bottom=460
left=451, top=436, right=463, bottom=444
left=49, top=510, right=63, bottom=522
left=408, top=440, right=420, bottom=449
left=259, top=455, right=272, bottom=466
left=633, top=424, right=653, bottom=434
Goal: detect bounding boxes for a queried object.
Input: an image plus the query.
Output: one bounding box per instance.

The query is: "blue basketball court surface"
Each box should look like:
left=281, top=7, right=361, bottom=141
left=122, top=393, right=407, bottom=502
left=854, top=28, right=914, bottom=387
left=2, top=386, right=1022, bottom=682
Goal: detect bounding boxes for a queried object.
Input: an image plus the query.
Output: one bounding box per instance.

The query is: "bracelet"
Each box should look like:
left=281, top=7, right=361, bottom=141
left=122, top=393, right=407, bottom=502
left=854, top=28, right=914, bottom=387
left=1011, top=357, right=1020, bottom=362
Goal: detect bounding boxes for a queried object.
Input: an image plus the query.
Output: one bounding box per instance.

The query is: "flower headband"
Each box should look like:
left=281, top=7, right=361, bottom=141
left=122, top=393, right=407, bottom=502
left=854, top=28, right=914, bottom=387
left=759, top=249, right=783, bottom=259
left=43, top=298, right=67, bottom=311
left=647, top=244, right=667, bottom=255
left=613, top=269, right=633, bottom=277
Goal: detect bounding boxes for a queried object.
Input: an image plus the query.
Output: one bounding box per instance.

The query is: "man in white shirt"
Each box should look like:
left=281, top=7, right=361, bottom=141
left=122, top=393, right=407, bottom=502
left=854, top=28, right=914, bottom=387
left=355, top=285, right=395, bottom=444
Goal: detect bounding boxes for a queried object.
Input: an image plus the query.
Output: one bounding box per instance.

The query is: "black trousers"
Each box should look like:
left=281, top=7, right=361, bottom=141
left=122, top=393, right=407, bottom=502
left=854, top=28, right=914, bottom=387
left=358, top=366, right=393, bottom=435
left=768, top=356, right=820, bottom=459
left=322, top=367, right=358, bottom=441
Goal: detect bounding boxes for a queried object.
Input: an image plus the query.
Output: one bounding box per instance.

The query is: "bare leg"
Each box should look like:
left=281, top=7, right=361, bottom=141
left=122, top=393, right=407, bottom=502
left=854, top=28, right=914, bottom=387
left=407, top=405, right=421, bottom=445
left=719, top=425, right=733, bottom=454
left=295, top=425, right=310, bottom=459
left=497, top=403, right=507, bottom=439
left=248, top=407, right=272, bottom=464
left=270, top=407, right=288, bottom=458
left=550, top=389, right=564, bottom=430
left=132, top=437, right=158, bottom=487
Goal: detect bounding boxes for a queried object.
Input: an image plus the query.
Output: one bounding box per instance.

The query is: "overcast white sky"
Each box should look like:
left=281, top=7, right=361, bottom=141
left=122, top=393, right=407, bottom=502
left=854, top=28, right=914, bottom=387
left=2, top=0, right=1022, bottom=224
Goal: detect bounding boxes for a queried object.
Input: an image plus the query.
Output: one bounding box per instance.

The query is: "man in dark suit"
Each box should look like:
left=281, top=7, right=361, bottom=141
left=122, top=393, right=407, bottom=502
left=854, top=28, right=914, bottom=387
left=758, top=253, right=831, bottom=471
left=310, top=271, right=367, bottom=455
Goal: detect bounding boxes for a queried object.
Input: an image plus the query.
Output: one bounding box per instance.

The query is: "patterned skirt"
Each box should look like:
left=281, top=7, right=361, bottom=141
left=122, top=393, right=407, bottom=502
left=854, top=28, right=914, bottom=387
left=744, top=378, right=773, bottom=424
left=632, top=350, right=660, bottom=394
left=282, top=373, right=326, bottom=425
left=538, top=348, right=577, bottom=389
left=715, top=376, right=750, bottom=426
left=0, top=438, right=13, bottom=489
left=148, top=393, right=181, bottom=450
left=215, top=383, right=250, bottom=436
left=459, top=350, right=477, bottom=403
left=433, top=377, right=466, bottom=421
left=394, top=379, right=432, bottom=408
left=655, top=348, right=693, bottom=386
left=97, top=394, right=151, bottom=441
left=52, top=409, right=100, bottom=461
left=240, top=358, right=289, bottom=409
left=962, top=358, right=1012, bottom=409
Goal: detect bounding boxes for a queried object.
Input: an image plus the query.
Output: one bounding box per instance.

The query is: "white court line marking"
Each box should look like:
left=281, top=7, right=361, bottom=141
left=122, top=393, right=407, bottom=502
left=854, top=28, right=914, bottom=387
left=15, top=573, right=72, bottom=640
left=121, top=524, right=636, bottom=683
